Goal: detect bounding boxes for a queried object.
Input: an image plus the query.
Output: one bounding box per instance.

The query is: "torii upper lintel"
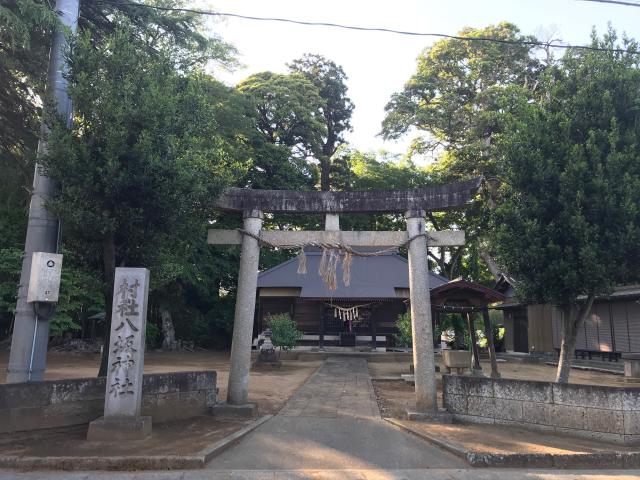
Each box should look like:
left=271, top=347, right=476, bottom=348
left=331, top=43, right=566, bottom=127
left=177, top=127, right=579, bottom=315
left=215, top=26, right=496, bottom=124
left=216, top=177, right=482, bottom=213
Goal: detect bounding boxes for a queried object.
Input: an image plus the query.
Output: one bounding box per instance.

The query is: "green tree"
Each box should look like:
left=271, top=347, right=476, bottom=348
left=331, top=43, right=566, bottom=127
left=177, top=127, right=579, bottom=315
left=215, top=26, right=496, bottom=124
left=49, top=253, right=104, bottom=337
left=493, top=28, right=640, bottom=383
left=382, top=22, right=539, bottom=174
left=0, top=0, right=235, bottom=211
left=0, top=0, right=238, bottom=345
left=331, top=148, right=435, bottom=233
left=42, top=24, right=247, bottom=374
left=288, top=54, right=354, bottom=190
left=381, top=24, right=541, bottom=282
left=237, top=71, right=325, bottom=190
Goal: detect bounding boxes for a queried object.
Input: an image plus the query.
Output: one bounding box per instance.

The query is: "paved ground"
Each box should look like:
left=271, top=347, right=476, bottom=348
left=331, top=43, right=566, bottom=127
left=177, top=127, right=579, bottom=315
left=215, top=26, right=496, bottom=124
left=2, top=469, right=640, bottom=479
left=208, top=356, right=465, bottom=470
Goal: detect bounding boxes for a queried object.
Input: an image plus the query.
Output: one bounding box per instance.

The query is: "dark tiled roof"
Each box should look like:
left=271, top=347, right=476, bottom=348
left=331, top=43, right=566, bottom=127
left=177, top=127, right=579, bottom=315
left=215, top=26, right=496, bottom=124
left=258, top=252, right=448, bottom=298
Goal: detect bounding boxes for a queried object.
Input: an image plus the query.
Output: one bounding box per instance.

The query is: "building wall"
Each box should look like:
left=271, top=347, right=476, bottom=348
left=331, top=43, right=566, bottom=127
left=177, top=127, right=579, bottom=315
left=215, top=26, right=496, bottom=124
left=551, top=298, right=640, bottom=354
left=443, top=374, right=640, bottom=445
left=257, top=296, right=295, bottom=333
left=373, top=302, right=407, bottom=335
left=527, top=304, right=557, bottom=354
left=293, top=298, right=324, bottom=333
left=503, top=312, right=514, bottom=352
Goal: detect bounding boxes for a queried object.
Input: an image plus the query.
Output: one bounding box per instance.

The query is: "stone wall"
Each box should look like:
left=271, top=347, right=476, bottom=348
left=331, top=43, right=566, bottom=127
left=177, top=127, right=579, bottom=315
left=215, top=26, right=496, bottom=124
left=0, top=371, right=216, bottom=434
left=443, top=375, right=640, bottom=445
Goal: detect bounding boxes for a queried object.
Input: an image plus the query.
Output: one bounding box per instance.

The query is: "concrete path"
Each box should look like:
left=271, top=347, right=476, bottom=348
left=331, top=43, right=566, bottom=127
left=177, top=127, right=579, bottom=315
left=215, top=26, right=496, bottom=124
left=3, top=469, right=640, bottom=479
left=207, top=356, right=465, bottom=470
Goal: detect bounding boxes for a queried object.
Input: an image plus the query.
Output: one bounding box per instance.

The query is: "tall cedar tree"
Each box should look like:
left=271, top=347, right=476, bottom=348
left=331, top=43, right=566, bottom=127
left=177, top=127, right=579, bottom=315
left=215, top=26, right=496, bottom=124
left=288, top=54, right=354, bottom=191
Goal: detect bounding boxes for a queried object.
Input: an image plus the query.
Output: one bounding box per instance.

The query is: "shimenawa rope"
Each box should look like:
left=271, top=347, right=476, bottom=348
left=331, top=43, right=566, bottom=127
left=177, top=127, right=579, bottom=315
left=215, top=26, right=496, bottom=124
left=236, top=229, right=430, bottom=291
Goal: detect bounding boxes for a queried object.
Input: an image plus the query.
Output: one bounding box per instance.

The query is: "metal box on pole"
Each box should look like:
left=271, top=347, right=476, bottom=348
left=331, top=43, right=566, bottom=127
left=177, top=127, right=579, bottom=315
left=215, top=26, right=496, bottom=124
left=27, top=252, right=63, bottom=304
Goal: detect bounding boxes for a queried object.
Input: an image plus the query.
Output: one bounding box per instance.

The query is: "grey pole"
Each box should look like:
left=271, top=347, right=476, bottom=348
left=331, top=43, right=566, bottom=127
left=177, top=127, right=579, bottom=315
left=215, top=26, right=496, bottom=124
left=6, top=0, right=80, bottom=383
left=227, top=210, right=263, bottom=405
left=406, top=209, right=438, bottom=414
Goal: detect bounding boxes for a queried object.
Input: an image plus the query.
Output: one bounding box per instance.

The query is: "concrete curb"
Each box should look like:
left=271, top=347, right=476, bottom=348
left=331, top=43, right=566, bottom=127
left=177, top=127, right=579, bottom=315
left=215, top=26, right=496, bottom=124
left=384, top=417, right=640, bottom=469
left=199, top=414, right=272, bottom=464
left=0, top=415, right=272, bottom=471
left=385, top=418, right=469, bottom=459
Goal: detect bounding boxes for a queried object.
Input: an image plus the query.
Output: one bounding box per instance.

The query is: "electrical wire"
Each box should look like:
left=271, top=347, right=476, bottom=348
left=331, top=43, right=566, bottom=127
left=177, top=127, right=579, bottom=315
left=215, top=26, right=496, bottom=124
left=578, top=0, right=640, bottom=6
left=98, top=1, right=637, bottom=54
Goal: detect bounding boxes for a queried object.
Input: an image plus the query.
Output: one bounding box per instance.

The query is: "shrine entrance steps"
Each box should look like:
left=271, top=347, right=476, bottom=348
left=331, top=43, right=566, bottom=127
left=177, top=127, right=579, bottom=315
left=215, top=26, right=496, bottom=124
left=206, top=356, right=465, bottom=470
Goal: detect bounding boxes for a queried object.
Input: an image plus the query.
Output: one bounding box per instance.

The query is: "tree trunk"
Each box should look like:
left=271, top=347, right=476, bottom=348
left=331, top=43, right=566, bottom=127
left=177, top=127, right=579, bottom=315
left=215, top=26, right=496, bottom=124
left=466, top=312, right=482, bottom=374
left=97, top=233, right=116, bottom=377
left=320, top=157, right=331, bottom=191
left=482, top=308, right=500, bottom=378
left=479, top=249, right=502, bottom=280
left=555, top=295, right=595, bottom=384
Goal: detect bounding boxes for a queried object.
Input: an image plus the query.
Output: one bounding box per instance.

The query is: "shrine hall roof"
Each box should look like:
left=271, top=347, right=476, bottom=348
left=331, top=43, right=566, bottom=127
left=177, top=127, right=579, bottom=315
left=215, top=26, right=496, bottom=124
left=257, top=251, right=448, bottom=298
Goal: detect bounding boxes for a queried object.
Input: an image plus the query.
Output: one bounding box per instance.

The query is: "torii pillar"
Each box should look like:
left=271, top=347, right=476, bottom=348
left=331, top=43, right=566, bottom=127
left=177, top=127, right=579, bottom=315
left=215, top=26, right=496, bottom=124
left=227, top=209, right=262, bottom=405
left=208, top=178, right=482, bottom=415
left=406, top=209, right=437, bottom=413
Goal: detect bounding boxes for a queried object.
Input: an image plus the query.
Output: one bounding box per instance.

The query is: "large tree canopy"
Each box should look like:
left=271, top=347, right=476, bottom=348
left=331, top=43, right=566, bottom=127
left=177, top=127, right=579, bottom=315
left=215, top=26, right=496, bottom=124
left=379, top=23, right=545, bottom=284
left=41, top=20, right=248, bottom=372
left=382, top=22, right=540, bottom=177
left=0, top=0, right=240, bottom=339
left=236, top=71, right=325, bottom=190
left=288, top=54, right=354, bottom=190
left=493, top=28, right=640, bottom=382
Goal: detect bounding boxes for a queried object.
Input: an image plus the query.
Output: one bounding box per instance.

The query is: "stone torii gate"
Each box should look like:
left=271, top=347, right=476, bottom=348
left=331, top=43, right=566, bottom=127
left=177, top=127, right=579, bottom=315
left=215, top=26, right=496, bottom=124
left=208, top=177, right=481, bottom=416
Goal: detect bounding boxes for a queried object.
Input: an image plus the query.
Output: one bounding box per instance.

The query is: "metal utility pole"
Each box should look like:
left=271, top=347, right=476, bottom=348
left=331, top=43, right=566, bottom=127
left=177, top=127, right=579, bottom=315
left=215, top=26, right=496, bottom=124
left=6, top=0, right=80, bottom=383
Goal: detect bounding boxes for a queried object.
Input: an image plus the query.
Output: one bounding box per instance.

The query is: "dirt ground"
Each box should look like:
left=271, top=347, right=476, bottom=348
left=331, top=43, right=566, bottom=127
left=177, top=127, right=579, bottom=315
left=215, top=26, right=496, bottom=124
left=392, top=420, right=638, bottom=455
left=0, top=416, right=249, bottom=458
left=0, top=350, right=321, bottom=414
left=368, top=358, right=638, bottom=387
left=369, top=358, right=639, bottom=417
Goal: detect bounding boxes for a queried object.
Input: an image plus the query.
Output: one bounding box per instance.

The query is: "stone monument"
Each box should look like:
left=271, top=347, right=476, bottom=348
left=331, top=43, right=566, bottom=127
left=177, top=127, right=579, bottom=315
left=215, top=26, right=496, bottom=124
left=253, top=328, right=280, bottom=369
left=87, top=268, right=151, bottom=441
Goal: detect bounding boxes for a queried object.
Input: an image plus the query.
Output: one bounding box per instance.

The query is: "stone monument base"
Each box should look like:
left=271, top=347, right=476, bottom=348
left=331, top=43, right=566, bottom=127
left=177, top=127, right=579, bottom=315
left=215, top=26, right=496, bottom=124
left=87, top=415, right=152, bottom=441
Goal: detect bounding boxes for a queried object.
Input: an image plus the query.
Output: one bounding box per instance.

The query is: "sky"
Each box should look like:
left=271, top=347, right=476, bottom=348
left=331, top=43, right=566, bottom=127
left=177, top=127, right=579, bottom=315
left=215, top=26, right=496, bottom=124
left=195, top=0, right=640, bottom=162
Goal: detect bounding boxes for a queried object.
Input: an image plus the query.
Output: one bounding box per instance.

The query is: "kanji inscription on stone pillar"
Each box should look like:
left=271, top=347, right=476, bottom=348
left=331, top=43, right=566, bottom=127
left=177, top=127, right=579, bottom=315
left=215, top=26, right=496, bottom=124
left=104, top=268, right=150, bottom=418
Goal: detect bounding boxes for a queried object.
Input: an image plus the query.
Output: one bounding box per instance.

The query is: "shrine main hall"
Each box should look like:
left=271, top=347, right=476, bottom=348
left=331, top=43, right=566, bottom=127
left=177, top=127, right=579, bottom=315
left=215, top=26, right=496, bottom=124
left=255, top=249, right=503, bottom=350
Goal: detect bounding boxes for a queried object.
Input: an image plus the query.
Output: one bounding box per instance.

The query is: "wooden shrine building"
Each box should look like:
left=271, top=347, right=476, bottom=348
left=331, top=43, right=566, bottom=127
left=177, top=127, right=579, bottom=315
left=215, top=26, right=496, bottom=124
left=255, top=251, right=502, bottom=350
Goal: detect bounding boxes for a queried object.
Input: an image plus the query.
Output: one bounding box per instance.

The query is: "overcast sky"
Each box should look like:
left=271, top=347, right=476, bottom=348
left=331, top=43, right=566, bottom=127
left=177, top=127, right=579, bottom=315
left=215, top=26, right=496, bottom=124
left=196, top=0, right=640, bottom=162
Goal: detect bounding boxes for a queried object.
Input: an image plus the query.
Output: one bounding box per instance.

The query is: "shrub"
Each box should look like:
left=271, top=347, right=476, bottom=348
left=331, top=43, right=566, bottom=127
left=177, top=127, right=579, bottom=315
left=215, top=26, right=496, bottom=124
left=266, top=313, right=303, bottom=352
left=394, top=312, right=412, bottom=349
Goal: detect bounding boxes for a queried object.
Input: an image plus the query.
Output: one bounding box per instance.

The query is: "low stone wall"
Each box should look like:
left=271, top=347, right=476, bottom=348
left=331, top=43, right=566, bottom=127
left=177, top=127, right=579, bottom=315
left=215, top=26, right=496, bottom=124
left=0, top=371, right=216, bottom=434
left=443, top=375, right=640, bottom=445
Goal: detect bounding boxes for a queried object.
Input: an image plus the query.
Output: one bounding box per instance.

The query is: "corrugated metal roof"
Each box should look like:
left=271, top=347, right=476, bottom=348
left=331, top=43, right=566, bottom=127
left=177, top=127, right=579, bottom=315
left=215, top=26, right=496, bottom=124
left=258, top=252, right=448, bottom=298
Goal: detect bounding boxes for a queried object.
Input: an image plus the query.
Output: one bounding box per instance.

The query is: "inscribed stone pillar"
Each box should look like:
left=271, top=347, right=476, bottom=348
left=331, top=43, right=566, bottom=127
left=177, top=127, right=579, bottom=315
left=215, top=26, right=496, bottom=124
left=405, top=210, right=438, bottom=414
left=227, top=210, right=263, bottom=405
left=87, top=268, right=151, bottom=441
